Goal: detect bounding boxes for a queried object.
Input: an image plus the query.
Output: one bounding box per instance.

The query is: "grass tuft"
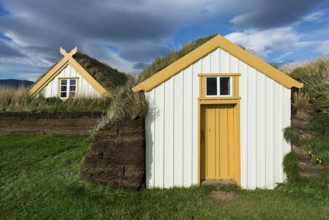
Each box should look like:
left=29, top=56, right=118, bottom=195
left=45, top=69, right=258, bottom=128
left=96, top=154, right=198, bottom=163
left=283, top=126, right=300, bottom=145
left=283, top=152, right=300, bottom=183
left=292, top=92, right=311, bottom=111
left=0, top=86, right=31, bottom=112
left=0, top=86, right=111, bottom=113
left=107, top=77, right=148, bottom=121
left=284, top=56, right=329, bottom=110
left=92, top=77, right=148, bottom=134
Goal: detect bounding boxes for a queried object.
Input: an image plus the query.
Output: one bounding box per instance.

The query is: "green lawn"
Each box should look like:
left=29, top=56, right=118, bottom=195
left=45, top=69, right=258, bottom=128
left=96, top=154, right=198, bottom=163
left=1, top=135, right=329, bottom=219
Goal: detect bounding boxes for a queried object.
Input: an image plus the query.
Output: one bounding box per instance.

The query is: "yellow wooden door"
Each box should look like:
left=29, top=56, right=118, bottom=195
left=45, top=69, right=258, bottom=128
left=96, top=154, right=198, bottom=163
left=200, top=104, right=239, bottom=182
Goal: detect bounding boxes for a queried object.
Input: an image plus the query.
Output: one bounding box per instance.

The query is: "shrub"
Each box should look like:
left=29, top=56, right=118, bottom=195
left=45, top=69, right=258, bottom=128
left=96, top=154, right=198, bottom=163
left=283, top=126, right=300, bottom=145
left=283, top=152, right=299, bottom=183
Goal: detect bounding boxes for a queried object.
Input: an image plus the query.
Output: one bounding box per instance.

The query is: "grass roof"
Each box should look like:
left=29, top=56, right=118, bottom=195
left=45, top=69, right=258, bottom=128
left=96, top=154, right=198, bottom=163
left=73, top=52, right=128, bottom=91
left=35, top=51, right=128, bottom=92
left=137, top=35, right=216, bottom=83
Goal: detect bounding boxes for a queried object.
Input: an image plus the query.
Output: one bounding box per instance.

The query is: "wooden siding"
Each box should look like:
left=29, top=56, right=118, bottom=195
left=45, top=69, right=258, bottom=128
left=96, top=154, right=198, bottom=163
left=145, top=48, right=291, bottom=189
left=41, top=64, right=101, bottom=98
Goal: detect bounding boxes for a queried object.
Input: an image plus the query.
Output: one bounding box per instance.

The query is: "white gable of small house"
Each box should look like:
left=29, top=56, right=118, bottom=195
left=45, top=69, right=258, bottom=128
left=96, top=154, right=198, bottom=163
left=40, top=64, right=101, bottom=98
left=144, top=47, right=291, bottom=189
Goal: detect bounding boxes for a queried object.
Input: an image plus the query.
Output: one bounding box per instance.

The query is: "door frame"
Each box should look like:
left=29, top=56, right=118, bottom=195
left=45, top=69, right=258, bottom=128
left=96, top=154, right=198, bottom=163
left=197, top=73, right=241, bottom=185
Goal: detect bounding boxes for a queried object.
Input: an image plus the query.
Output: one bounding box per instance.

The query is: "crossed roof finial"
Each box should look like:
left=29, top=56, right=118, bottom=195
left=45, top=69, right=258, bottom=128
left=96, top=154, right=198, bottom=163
left=60, top=47, right=77, bottom=58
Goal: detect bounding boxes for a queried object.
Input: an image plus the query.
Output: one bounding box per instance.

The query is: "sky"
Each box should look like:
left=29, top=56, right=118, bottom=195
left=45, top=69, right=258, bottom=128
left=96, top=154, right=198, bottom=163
left=0, top=0, right=328, bottom=81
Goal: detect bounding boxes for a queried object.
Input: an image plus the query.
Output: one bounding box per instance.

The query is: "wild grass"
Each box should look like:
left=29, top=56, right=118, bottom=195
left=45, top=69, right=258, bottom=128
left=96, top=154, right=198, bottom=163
left=282, top=56, right=329, bottom=167
left=92, top=77, right=148, bottom=133
left=107, top=77, right=148, bottom=121
left=0, top=86, right=31, bottom=111
left=2, top=134, right=329, bottom=219
left=0, top=86, right=111, bottom=113
left=292, top=92, right=311, bottom=111
left=284, top=56, right=329, bottom=110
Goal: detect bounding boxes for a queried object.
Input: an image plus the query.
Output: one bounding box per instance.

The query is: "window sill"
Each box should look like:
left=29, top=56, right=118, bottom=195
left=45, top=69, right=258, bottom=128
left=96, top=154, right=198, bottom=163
left=198, top=96, right=240, bottom=104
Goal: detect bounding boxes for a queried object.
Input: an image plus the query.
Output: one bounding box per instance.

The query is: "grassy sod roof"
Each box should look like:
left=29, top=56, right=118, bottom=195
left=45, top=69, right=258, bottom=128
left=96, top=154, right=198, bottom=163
left=137, top=35, right=216, bottom=83
left=73, top=52, right=128, bottom=91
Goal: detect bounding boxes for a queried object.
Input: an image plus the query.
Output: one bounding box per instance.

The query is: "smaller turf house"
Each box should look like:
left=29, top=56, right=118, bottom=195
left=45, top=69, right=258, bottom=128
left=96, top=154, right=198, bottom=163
left=133, top=35, right=303, bottom=189
left=29, top=47, right=127, bottom=99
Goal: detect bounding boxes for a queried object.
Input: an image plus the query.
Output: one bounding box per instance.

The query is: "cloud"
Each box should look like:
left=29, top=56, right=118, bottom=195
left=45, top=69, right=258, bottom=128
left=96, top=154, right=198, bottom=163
left=316, top=40, right=329, bottom=55
left=0, top=38, right=24, bottom=57
left=133, top=62, right=147, bottom=70
left=0, top=0, right=240, bottom=77
left=0, top=0, right=219, bottom=46
left=0, top=0, right=328, bottom=80
left=225, top=27, right=311, bottom=58
left=118, top=41, right=171, bottom=63
left=303, top=10, right=327, bottom=22
left=230, top=0, right=325, bottom=28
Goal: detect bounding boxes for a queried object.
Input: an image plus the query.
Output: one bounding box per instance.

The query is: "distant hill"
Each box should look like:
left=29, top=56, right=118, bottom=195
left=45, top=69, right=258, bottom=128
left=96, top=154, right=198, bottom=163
left=0, top=79, right=34, bottom=89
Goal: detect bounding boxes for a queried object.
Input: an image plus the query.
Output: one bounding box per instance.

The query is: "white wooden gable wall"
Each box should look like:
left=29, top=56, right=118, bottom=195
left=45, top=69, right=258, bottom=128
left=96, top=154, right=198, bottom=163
left=145, top=48, right=291, bottom=189
left=41, top=65, right=101, bottom=98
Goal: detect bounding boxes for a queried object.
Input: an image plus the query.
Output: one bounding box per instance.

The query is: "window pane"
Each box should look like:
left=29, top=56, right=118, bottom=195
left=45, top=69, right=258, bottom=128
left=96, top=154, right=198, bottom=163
left=60, top=92, right=67, bottom=98
left=69, top=86, right=76, bottom=91
left=60, top=80, right=67, bottom=86
left=60, top=79, right=67, bottom=98
left=220, top=77, right=230, bottom=95
left=70, top=80, right=76, bottom=85
left=69, top=78, right=76, bottom=98
left=206, top=77, right=217, bottom=96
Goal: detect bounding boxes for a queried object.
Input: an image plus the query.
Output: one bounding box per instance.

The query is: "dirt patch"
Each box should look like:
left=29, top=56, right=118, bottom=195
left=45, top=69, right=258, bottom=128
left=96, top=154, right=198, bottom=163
left=209, top=191, right=236, bottom=206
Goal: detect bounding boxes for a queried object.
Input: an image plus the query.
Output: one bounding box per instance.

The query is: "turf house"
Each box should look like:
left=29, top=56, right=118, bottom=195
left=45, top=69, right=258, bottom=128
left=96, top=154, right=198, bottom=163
left=29, top=47, right=128, bottom=99
left=133, top=35, right=303, bottom=189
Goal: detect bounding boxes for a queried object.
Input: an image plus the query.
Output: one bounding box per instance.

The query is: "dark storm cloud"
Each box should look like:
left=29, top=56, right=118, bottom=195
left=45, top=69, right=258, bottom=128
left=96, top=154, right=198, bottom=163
left=0, top=0, right=179, bottom=67
left=119, top=43, right=171, bottom=62
left=0, top=3, right=8, bottom=16
left=231, top=0, right=326, bottom=28
left=133, top=62, right=147, bottom=71
left=0, top=0, right=173, bottom=43
left=0, top=0, right=327, bottom=78
left=0, top=40, right=24, bottom=57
